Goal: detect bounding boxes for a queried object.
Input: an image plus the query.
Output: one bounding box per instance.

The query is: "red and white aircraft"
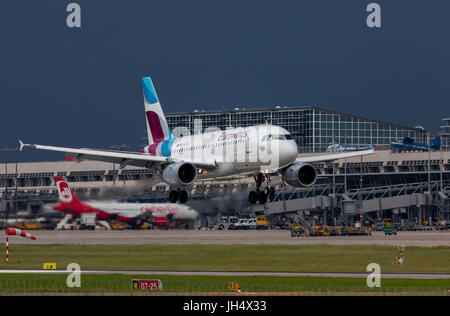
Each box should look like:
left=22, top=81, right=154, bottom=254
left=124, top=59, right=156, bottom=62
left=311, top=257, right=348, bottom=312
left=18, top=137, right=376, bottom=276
left=51, top=177, right=199, bottom=227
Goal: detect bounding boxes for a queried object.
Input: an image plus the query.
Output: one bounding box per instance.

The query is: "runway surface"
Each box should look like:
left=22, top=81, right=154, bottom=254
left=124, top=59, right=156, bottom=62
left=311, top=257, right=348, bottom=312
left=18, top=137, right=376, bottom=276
left=0, top=269, right=449, bottom=279
left=5, top=230, right=450, bottom=247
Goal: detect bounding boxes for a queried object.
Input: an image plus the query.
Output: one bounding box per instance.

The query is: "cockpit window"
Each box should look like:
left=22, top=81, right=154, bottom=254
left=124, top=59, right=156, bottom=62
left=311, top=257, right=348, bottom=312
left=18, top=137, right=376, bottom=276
left=261, top=134, right=293, bottom=141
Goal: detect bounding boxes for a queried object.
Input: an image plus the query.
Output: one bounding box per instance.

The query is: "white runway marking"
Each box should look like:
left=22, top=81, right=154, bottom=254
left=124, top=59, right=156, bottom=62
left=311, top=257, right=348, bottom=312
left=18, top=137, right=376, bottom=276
left=0, top=269, right=449, bottom=279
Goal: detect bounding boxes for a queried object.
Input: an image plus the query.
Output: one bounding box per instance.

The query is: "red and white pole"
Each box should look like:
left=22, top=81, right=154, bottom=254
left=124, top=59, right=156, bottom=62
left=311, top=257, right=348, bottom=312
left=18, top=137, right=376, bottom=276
left=6, top=237, right=9, bottom=262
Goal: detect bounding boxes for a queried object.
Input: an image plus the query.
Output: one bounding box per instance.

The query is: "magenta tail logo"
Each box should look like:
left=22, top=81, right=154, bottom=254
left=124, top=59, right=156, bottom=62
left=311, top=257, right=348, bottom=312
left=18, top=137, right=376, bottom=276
left=146, top=111, right=166, bottom=144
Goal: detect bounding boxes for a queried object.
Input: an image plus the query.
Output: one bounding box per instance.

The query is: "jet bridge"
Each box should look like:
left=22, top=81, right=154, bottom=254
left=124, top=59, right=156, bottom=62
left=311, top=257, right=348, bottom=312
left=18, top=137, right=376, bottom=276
left=250, top=181, right=450, bottom=224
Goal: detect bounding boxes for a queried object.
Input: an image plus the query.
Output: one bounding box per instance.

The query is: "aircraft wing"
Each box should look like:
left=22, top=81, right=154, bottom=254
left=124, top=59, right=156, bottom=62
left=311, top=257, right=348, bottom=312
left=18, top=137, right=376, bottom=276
left=19, top=141, right=216, bottom=169
left=296, top=148, right=375, bottom=163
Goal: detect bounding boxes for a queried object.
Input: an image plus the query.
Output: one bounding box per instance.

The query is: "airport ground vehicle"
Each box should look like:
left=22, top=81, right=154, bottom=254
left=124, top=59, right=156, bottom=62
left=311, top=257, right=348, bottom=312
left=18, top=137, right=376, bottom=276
left=335, top=225, right=372, bottom=236
left=13, top=220, right=43, bottom=230
left=110, top=220, right=128, bottom=230
left=246, top=218, right=257, bottom=229
left=290, top=225, right=371, bottom=237
left=374, top=223, right=384, bottom=231
left=384, top=225, right=397, bottom=235
left=255, top=216, right=270, bottom=230
left=215, top=216, right=239, bottom=230
left=310, top=226, right=325, bottom=236
left=80, top=213, right=96, bottom=230
left=290, top=225, right=306, bottom=237
left=326, top=226, right=345, bottom=236
left=233, top=218, right=257, bottom=230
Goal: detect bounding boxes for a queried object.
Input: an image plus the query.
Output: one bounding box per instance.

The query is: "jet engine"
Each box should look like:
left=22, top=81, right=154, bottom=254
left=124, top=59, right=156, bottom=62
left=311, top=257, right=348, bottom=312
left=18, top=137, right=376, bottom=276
left=282, top=162, right=317, bottom=188
left=153, top=217, right=169, bottom=227
left=161, top=162, right=198, bottom=187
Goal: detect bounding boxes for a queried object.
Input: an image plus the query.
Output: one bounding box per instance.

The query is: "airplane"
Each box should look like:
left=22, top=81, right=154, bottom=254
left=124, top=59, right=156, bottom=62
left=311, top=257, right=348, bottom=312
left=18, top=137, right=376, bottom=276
left=19, top=76, right=375, bottom=205
left=327, top=144, right=375, bottom=152
left=50, top=177, right=199, bottom=228
left=391, top=136, right=441, bottom=152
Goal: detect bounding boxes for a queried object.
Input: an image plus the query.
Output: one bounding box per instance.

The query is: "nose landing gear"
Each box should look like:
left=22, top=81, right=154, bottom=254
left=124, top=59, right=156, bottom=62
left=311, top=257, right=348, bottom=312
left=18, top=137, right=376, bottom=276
left=169, top=189, right=188, bottom=203
left=248, top=173, right=275, bottom=205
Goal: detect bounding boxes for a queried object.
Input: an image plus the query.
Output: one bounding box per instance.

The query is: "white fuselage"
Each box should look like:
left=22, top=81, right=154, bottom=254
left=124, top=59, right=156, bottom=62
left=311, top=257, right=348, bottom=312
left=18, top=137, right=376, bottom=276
left=87, top=202, right=199, bottom=221
left=165, top=125, right=298, bottom=178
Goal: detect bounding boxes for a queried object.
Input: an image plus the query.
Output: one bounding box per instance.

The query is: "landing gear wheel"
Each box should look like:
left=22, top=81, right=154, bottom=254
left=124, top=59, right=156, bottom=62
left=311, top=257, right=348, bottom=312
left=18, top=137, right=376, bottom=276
left=248, top=191, right=258, bottom=204
left=258, top=191, right=268, bottom=204
left=178, top=190, right=188, bottom=204
left=169, top=190, right=178, bottom=203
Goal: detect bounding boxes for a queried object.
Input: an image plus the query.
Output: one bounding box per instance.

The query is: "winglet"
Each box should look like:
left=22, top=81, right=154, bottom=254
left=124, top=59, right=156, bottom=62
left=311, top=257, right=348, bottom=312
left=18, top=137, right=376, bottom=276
left=19, top=140, right=25, bottom=151
left=18, top=140, right=35, bottom=151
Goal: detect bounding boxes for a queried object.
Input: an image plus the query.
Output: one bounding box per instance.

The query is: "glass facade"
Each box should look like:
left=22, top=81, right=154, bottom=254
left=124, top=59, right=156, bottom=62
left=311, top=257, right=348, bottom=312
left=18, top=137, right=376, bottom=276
left=166, top=107, right=428, bottom=153
left=441, top=118, right=450, bottom=150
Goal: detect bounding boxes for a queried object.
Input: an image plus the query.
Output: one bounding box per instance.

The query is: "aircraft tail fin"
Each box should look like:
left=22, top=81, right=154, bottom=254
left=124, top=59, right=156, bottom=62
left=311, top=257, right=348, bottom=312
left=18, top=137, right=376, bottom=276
left=142, top=77, right=173, bottom=145
left=55, top=177, right=79, bottom=204
left=431, top=136, right=441, bottom=150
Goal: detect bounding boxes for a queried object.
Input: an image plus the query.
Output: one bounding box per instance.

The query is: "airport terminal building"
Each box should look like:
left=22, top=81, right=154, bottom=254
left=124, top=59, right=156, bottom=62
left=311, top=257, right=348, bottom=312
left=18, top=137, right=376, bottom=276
left=441, top=118, right=450, bottom=150
left=166, top=106, right=430, bottom=153
left=1, top=106, right=449, bottom=227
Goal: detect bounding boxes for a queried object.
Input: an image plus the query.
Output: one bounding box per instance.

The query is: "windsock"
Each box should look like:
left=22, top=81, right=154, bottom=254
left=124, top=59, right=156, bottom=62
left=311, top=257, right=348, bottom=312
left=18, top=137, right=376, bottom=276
left=5, top=228, right=36, bottom=240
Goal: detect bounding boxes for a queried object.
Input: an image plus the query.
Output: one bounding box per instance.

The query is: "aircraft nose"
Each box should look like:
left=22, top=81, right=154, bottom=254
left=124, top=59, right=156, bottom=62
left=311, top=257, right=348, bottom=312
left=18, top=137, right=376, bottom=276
left=283, top=141, right=298, bottom=165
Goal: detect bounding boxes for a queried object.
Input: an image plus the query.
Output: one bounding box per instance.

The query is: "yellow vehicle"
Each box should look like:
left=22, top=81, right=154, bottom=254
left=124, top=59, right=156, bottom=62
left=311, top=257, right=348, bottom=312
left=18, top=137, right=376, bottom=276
left=140, top=222, right=154, bottom=230
left=344, top=226, right=359, bottom=236
left=14, top=220, right=42, bottom=230
left=290, top=225, right=305, bottom=237
left=322, top=226, right=331, bottom=236
left=327, top=226, right=345, bottom=236
left=255, top=216, right=270, bottom=230
left=310, top=226, right=324, bottom=236
left=109, top=220, right=128, bottom=230
left=383, top=218, right=393, bottom=226
left=343, top=225, right=373, bottom=236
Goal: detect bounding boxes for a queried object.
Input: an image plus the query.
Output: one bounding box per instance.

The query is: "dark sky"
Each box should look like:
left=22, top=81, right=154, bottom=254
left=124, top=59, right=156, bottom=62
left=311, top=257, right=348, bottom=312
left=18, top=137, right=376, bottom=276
left=0, top=0, right=449, bottom=161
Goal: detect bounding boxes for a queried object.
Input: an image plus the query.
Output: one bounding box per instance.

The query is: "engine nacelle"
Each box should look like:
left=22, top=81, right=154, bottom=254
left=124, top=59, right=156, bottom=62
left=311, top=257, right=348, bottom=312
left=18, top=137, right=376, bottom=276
left=153, top=217, right=169, bottom=227
left=161, top=162, right=198, bottom=187
left=282, top=162, right=317, bottom=188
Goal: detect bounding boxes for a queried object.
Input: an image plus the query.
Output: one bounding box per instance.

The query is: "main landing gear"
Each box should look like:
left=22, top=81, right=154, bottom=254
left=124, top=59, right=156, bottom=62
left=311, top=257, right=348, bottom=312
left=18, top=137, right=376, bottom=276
left=169, top=189, right=188, bottom=203
left=248, top=173, right=275, bottom=205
